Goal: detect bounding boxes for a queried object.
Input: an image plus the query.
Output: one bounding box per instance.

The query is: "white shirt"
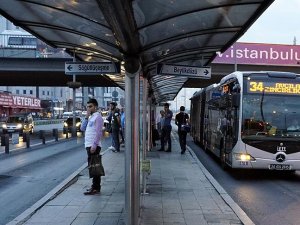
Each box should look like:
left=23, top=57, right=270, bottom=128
left=84, top=112, right=103, bottom=148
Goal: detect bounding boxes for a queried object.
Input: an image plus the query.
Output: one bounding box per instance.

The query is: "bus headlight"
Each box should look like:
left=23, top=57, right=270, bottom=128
left=234, top=153, right=255, bottom=161
left=2, top=124, right=7, bottom=129
left=16, top=124, right=23, bottom=129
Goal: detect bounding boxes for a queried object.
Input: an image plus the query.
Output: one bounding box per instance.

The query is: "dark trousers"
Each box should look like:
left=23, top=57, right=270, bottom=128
left=178, top=129, right=187, bottom=151
left=120, top=127, right=125, bottom=143
left=161, top=125, right=172, bottom=150
left=112, top=128, right=120, bottom=151
left=86, top=146, right=101, bottom=191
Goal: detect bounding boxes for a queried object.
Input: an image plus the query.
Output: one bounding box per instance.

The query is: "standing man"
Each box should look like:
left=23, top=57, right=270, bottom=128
left=80, top=98, right=104, bottom=195
left=110, top=102, right=121, bottom=152
left=159, top=103, right=173, bottom=152
left=175, top=106, right=189, bottom=154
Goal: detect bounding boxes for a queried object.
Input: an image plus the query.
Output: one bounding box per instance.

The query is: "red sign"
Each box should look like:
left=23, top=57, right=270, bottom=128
left=0, top=93, right=41, bottom=109
left=0, top=94, right=13, bottom=106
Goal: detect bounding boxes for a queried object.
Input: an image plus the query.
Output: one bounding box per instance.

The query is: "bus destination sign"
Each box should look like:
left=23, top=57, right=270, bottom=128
left=247, top=81, right=300, bottom=95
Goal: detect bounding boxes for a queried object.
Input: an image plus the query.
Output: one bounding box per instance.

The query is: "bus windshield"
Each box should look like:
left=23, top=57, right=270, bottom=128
left=242, top=92, right=300, bottom=140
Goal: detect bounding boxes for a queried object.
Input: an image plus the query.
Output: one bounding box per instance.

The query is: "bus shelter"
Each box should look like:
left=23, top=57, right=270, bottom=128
left=0, top=1, right=274, bottom=224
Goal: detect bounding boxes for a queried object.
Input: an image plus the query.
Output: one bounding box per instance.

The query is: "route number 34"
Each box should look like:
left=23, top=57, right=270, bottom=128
left=249, top=82, right=264, bottom=92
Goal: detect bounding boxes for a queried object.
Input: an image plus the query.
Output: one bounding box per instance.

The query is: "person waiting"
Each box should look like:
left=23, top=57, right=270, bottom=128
left=175, top=106, right=189, bottom=154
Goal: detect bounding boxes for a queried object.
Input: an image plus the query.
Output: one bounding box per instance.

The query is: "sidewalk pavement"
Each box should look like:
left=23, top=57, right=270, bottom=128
left=10, top=133, right=254, bottom=225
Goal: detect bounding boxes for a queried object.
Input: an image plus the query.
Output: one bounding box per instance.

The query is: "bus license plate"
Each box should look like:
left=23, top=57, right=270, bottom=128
left=269, top=164, right=291, bottom=170
left=7, top=129, right=14, bottom=132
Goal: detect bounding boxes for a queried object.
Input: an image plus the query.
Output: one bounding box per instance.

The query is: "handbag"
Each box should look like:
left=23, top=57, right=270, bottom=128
left=88, top=155, right=105, bottom=178
left=184, top=125, right=191, bottom=133
left=181, top=124, right=191, bottom=133
left=153, top=128, right=160, bottom=140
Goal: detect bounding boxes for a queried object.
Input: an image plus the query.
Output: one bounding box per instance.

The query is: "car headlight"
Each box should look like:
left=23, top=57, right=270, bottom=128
left=64, top=122, right=68, bottom=127
left=76, top=122, right=81, bottom=127
left=16, top=123, right=23, bottom=129
left=2, top=124, right=7, bottom=129
left=234, top=153, right=255, bottom=161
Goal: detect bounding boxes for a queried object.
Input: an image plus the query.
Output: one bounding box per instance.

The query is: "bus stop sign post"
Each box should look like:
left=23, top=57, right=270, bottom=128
left=156, top=63, right=211, bottom=79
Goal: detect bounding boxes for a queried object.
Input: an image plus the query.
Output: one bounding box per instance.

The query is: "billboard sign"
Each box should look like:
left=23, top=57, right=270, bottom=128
left=213, top=42, right=300, bottom=66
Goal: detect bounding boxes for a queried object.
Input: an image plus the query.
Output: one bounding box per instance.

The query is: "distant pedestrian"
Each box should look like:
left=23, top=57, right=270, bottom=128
left=157, top=110, right=165, bottom=135
left=154, top=110, right=165, bottom=147
left=80, top=98, right=104, bottom=195
left=109, top=102, right=121, bottom=152
left=120, top=107, right=125, bottom=144
left=175, top=106, right=189, bottom=154
left=158, top=103, right=173, bottom=152
left=106, top=110, right=114, bottom=150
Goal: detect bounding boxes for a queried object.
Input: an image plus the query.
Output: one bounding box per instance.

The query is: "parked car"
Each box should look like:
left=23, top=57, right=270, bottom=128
left=62, top=112, right=73, bottom=119
left=63, top=117, right=82, bottom=132
left=2, top=113, right=34, bottom=135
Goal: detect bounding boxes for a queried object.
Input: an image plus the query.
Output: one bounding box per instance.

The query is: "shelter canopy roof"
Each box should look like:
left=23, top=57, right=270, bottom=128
left=0, top=0, right=273, bottom=102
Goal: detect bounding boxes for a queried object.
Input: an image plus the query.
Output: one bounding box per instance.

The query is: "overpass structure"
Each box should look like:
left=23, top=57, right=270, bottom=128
left=0, top=1, right=274, bottom=225
left=1, top=42, right=300, bottom=88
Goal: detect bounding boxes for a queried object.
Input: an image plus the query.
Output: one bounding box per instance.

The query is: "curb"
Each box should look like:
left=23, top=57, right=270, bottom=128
left=7, top=148, right=111, bottom=225
left=187, top=145, right=255, bottom=225
left=7, top=163, right=87, bottom=225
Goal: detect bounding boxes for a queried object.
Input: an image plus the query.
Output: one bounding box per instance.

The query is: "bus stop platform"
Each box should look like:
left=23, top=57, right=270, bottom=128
left=12, top=133, right=252, bottom=225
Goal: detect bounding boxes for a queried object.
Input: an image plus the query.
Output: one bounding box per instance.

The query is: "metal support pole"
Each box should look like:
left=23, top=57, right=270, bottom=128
left=234, top=43, right=237, bottom=71
left=142, top=78, right=148, bottom=160
left=53, top=129, right=58, bottom=141
left=1, top=134, right=5, bottom=146
left=72, top=127, right=77, bottom=137
left=26, top=133, right=30, bottom=148
left=147, top=101, right=151, bottom=151
left=142, top=78, right=148, bottom=195
left=125, top=60, right=141, bottom=225
left=40, top=130, right=46, bottom=144
left=4, top=134, right=9, bottom=154
left=72, top=53, right=77, bottom=137
left=39, top=130, right=44, bottom=139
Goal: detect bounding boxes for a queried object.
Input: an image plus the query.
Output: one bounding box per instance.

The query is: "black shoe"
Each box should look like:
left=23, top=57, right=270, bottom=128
left=84, top=189, right=100, bottom=195
left=86, top=186, right=101, bottom=192
left=158, top=149, right=164, bottom=151
left=181, top=150, right=185, bottom=154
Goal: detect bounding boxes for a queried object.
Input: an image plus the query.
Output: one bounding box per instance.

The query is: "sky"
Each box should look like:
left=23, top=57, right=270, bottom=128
left=238, top=0, right=300, bottom=45
left=174, top=0, right=300, bottom=110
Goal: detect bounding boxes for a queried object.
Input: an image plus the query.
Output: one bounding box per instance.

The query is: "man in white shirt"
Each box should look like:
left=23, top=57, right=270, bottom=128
left=80, top=98, right=104, bottom=195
